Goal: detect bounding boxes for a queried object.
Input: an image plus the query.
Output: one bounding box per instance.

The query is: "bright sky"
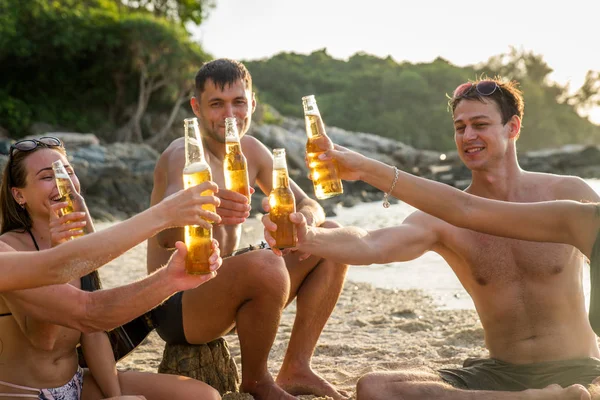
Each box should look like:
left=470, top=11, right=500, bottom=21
left=191, top=0, right=600, bottom=123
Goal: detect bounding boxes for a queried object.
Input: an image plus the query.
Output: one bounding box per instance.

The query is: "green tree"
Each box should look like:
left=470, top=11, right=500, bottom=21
left=120, top=0, right=215, bottom=26
left=0, top=0, right=210, bottom=141
left=245, top=49, right=600, bottom=151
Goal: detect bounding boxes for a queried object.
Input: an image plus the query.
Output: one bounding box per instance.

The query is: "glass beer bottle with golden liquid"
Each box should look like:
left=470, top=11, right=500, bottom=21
left=183, top=118, right=214, bottom=275
left=269, top=148, right=297, bottom=249
left=302, top=95, right=343, bottom=199
left=51, top=159, right=85, bottom=239
left=223, top=117, right=251, bottom=202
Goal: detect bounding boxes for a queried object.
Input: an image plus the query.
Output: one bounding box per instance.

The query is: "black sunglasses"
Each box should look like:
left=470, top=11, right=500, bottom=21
left=9, top=136, right=63, bottom=158
left=453, top=80, right=501, bottom=98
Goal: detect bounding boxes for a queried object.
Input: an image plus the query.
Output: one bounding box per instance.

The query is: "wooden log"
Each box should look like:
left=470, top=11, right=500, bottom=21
left=158, top=338, right=239, bottom=395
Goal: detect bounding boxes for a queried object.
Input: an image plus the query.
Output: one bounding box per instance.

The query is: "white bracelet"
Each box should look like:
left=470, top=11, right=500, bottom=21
left=383, top=166, right=400, bottom=209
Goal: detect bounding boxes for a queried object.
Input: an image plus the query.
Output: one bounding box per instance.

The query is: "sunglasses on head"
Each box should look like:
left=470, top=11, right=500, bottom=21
left=9, top=136, right=63, bottom=158
left=453, top=80, right=501, bottom=98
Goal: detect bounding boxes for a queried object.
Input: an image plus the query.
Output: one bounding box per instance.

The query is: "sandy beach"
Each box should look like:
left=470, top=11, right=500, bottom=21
left=97, top=219, right=486, bottom=399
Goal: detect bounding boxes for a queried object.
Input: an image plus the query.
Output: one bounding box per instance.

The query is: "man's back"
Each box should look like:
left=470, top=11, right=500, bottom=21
left=426, top=171, right=599, bottom=364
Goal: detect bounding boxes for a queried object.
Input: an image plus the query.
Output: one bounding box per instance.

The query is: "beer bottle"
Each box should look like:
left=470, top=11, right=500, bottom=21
left=302, top=95, right=343, bottom=199
left=269, top=148, right=297, bottom=249
left=223, top=117, right=251, bottom=202
left=52, top=159, right=86, bottom=239
left=183, top=117, right=214, bottom=275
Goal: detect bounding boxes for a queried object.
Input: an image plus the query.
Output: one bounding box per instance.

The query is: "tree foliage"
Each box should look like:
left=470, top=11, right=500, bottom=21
left=120, top=0, right=215, bottom=27
left=245, top=48, right=600, bottom=151
left=0, top=0, right=209, bottom=141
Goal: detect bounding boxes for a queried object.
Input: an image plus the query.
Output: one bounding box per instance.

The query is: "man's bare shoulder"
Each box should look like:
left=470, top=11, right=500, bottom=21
left=241, top=135, right=272, bottom=166
left=161, top=138, right=185, bottom=162
left=524, top=171, right=598, bottom=202
left=155, top=138, right=185, bottom=176
left=241, top=135, right=270, bottom=155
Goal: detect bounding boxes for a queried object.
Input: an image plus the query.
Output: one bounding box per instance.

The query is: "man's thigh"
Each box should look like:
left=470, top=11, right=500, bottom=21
left=282, top=220, right=344, bottom=302
left=181, top=248, right=286, bottom=343
left=282, top=252, right=322, bottom=302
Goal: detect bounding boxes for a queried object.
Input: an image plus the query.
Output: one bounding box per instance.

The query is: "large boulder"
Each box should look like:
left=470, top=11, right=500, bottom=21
left=72, top=143, right=159, bottom=220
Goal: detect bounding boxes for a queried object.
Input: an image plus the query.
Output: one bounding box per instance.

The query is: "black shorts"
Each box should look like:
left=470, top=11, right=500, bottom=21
left=438, top=357, right=600, bottom=390
left=151, top=291, right=188, bottom=345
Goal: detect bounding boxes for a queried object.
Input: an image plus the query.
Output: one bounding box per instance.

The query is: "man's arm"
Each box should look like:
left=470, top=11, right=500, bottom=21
left=321, top=144, right=600, bottom=257
left=3, top=267, right=176, bottom=333
left=2, top=242, right=219, bottom=333
left=291, top=211, right=440, bottom=265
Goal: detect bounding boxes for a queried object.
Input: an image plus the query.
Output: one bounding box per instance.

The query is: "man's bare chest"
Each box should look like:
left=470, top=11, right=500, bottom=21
left=441, top=229, right=578, bottom=286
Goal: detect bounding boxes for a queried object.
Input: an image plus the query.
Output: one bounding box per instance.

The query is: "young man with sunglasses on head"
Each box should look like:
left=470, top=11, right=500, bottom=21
left=267, top=78, right=600, bottom=399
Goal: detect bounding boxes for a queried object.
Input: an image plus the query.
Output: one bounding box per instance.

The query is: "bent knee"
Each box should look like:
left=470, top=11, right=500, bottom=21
left=244, top=249, right=287, bottom=274
left=357, top=373, right=386, bottom=400
left=320, top=219, right=342, bottom=229
left=245, top=251, right=290, bottom=296
left=205, top=387, right=221, bottom=400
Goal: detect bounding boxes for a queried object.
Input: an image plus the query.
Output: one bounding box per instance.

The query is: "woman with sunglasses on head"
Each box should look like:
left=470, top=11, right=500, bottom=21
left=0, top=137, right=222, bottom=399
left=266, top=78, right=600, bottom=399
left=0, top=138, right=222, bottom=292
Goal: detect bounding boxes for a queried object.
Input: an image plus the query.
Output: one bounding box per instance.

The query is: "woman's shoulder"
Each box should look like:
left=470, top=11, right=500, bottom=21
left=0, top=230, right=31, bottom=252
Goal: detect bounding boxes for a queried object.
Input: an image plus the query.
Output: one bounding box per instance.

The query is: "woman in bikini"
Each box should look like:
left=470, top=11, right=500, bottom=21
left=0, top=137, right=221, bottom=293
left=0, top=137, right=222, bottom=399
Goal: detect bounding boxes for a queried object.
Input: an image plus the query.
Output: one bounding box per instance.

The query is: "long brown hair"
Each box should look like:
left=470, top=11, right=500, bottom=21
left=0, top=145, right=68, bottom=234
left=0, top=144, right=101, bottom=288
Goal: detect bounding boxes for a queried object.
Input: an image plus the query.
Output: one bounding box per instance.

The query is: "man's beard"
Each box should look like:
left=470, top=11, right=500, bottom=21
left=205, top=128, right=227, bottom=144
left=198, top=120, right=226, bottom=144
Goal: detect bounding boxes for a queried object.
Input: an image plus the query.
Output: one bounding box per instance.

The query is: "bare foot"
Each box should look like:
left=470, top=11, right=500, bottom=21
left=276, top=368, right=350, bottom=400
left=523, top=384, right=590, bottom=400
left=242, top=377, right=297, bottom=400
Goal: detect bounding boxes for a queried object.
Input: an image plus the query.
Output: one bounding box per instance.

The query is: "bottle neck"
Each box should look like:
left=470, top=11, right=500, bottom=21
left=52, top=167, right=76, bottom=196
left=185, top=123, right=207, bottom=166
left=55, top=176, right=76, bottom=197
left=305, top=113, right=325, bottom=139
left=226, top=142, right=242, bottom=154
left=225, top=129, right=240, bottom=143
left=272, top=168, right=290, bottom=189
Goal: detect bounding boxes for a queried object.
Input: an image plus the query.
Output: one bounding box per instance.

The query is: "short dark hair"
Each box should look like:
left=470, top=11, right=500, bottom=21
left=449, top=77, right=524, bottom=125
left=194, top=58, right=252, bottom=97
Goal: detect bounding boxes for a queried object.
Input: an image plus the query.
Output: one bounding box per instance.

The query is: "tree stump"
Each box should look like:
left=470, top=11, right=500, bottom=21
left=158, top=338, right=239, bottom=395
